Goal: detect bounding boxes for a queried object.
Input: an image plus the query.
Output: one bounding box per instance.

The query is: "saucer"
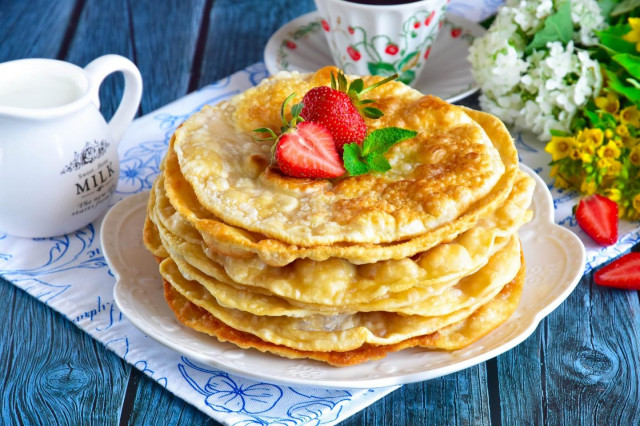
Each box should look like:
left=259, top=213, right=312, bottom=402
left=264, top=11, right=485, bottom=103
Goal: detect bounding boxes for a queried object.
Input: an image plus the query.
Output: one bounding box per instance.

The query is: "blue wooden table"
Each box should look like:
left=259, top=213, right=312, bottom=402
left=1, top=0, right=640, bottom=424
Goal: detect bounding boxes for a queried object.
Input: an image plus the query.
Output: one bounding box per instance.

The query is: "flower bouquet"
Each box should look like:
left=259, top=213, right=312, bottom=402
left=469, top=0, right=640, bottom=220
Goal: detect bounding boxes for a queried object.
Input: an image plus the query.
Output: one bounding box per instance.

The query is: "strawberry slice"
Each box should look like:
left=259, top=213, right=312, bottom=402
left=575, top=194, right=618, bottom=246
left=275, top=121, right=345, bottom=178
left=595, top=252, right=640, bottom=290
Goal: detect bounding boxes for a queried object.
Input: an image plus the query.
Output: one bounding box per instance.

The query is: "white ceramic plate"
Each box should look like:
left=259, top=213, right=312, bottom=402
left=102, top=164, right=585, bottom=389
left=264, top=11, right=485, bottom=103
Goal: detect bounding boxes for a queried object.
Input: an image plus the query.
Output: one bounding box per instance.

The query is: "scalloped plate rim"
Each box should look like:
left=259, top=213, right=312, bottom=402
left=103, top=165, right=586, bottom=389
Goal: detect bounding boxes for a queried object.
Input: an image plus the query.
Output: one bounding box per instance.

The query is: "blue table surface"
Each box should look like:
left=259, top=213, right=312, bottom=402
left=2, top=0, right=640, bottom=424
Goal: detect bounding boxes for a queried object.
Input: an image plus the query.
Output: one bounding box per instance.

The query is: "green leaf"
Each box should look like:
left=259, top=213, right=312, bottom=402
left=525, top=1, right=573, bottom=54
left=349, top=78, right=364, bottom=94
left=366, top=153, right=391, bottom=173
left=362, top=127, right=418, bottom=156
left=611, top=0, right=640, bottom=16
left=367, top=62, right=396, bottom=77
left=598, top=24, right=636, bottom=54
left=362, top=107, right=384, bottom=119
left=550, top=129, right=572, bottom=137
left=343, top=143, right=370, bottom=176
left=605, top=68, right=640, bottom=102
left=337, top=72, right=348, bottom=92
left=598, top=0, right=618, bottom=19
left=613, top=53, right=640, bottom=79
left=252, top=127, right=277, bottom=140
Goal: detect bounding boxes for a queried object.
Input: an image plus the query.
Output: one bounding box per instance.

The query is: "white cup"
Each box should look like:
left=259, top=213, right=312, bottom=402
left=314, top=0, right=448, bottom=86
left=0, top=55, right=142, bottom=238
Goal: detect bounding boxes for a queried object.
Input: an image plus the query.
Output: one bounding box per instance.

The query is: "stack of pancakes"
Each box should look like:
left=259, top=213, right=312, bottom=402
left=143, top=68, right=534, bottom=366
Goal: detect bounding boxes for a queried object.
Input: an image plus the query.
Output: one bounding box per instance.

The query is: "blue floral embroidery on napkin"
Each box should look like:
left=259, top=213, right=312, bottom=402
left=178, top=356, right=353, bottom=424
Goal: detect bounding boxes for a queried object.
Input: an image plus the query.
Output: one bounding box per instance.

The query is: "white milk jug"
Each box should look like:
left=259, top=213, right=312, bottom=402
left=0, top=54, right=142, bottom=238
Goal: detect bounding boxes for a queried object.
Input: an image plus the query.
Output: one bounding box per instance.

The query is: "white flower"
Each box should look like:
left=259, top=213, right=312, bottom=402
left=468, top=0, right=604, bottom=140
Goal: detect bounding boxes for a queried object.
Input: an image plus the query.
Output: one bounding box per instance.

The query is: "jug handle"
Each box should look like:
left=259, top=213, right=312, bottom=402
left=84, top=55, right=143, bottom=145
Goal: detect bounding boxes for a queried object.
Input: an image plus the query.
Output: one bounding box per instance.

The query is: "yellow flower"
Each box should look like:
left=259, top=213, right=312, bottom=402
left=577, top=128, right=604, bottom=147
left=623, top=17, right=640, bottom=52
left=605, top=160, right=623, bottom=177
left=605, top=187, right=622, bottom=203
left=553, top=174, right=571, bottom=189
left=545, top=136, right=574, bottom=161
left=620, top=105, right=640, bottom=128
left=597, top=140, right=622, bottom=160
left=630, top=145, right=640, bottom=166
left=605, top=128, right=615, bottom=140
left=616, top=124, right=630, bottom=137
left=595, top=92, right=620, bottom=114
left=633, top=193, right=640, bottom=213
left=580, top=179, right=597, bottom=195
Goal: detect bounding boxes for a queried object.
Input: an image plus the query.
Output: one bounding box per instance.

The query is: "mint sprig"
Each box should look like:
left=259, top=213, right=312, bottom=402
left=343, top=127, right=417, bottom=176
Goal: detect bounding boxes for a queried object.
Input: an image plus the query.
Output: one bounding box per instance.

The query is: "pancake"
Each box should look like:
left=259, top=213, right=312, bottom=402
left=172, top=70, right=516, bottom=247
left=142, top=67, right=533, bottom=366
left=149, top=172, right=532, bottom=309
left=162, top=250, right=525, bottom=366
left=163, top=104, right=521, bottom=267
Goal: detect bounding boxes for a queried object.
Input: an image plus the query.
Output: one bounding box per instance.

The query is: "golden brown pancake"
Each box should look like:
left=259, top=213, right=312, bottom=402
left=162, top=251, right=524, bottom=366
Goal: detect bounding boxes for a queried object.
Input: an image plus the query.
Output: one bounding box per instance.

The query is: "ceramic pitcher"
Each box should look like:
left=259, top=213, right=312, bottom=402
left=0, top=54, right=142, bottom=238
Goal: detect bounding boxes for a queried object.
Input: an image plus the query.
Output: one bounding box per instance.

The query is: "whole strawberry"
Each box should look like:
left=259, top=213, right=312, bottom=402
left=254, top=94, right=345, bottom=179
left=300, top=71, right=396, bottom=153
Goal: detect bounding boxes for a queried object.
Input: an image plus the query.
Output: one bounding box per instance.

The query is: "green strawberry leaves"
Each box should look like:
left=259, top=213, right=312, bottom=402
left=343, top=127, right=417, bottom=176
left=330, top=69, right=398, bottom=120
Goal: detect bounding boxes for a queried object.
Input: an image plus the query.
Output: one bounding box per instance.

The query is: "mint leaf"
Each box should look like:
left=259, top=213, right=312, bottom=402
left=343, top=143, right=370, bottom=176
left=366, top=153, right=391, bottom=173
left=525, top=1, right=573, bottom=54
left=362, top=127, right=418, bottom=156
left=343, top=127, right=417, bottom=176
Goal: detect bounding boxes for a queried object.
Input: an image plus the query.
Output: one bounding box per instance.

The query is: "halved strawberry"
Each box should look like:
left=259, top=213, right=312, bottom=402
left=595, top=252, right=640, bottom=290
left=275, top=121, right=345, bottom=178
left=253, top=94, right=344, bottom=179
left=300, top=70, right=397, bottom=153
left=575, top=194, right=618, bottom=246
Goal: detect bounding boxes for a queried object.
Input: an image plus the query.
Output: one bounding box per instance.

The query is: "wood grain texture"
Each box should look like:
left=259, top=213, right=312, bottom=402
left=122, top=369, right=220, bottom=425
left=0, top=0, right=76, bottom=60
left=0, top=278, right=128, bottom=424
left=198, top=0, right=315, bottom=85
left=343, top=366, right=492, bottom=425
left=128, top=0, right=207, bottom=113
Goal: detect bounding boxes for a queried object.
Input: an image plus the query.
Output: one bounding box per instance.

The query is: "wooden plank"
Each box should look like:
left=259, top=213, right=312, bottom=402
left=544, top=272, right=640, bottom=425
left=123, top=369, right=219, bottom=425
left=498, top=265, right=640, bottom=425
left=0, top=278, right=128, bottom=423
left=343, top=366, right=491, bottom=425
left=496, top=324, right=546, bottom=424
left=128, top=0, right=207, bottom=113
left=198, top=0, right=315, bottom=86
left=0, top=0, right=76, bottom=60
